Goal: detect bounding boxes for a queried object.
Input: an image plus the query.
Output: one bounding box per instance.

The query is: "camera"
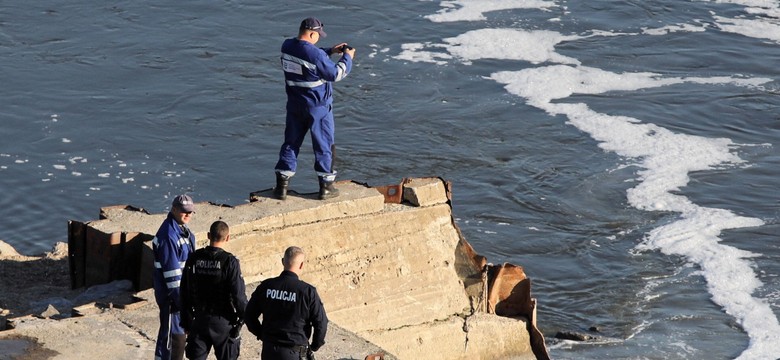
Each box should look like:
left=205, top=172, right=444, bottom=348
left=339, top=44, right=353, bottom=52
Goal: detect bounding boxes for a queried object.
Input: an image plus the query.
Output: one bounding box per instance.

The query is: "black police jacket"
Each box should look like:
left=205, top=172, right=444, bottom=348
left=245, top=270, right=328, bottom=351
left=180, top=246, right=247, bottom=330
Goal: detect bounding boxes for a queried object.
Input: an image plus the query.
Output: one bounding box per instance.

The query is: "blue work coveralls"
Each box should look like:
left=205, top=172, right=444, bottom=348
left=152, top=212, right=196, bottom=360
left=275, top=37, right=353, bottom=182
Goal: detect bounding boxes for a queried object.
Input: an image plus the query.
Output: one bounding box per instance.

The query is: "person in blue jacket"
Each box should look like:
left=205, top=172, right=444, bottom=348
left=153, top=194, right=197, bottom=360
left=274, top=17, right=356, bottom=201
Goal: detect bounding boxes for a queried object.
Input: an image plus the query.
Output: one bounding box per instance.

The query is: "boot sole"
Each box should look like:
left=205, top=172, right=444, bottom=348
left=318, top=191, right=339, bottom=200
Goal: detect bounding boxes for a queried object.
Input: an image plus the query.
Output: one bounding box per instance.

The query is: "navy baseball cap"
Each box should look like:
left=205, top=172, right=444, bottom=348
left=172, top=194, right=195, bottom=213
left=301, top=17, right=326, bottom=38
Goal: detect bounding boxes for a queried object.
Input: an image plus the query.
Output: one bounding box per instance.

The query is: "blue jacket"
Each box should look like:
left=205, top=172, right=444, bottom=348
left=281, top=38, right=352, bottom=109
left=152, top=212, right=196, bottom=309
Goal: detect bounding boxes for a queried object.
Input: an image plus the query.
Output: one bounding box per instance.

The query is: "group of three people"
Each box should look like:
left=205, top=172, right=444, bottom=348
left=153, top=194, right=327, bottom=360
left=152, top=16, right=355, bottom=360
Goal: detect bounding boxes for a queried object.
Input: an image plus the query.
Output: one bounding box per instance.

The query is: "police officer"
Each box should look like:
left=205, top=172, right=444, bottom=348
left=153, top=194, right=197, bottom=360
left=274, top=17, right=356, bottom=201
left=245, top=246, right=328, bottom=360
left=180, top=220, right=247, bottom=360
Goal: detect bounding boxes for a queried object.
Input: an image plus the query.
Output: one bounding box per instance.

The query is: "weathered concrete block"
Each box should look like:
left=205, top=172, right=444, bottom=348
left=402, top=178, right=448, bottom=207
left=465, top=313, right=535, bottom=360
left=362, top=313, right=534, bottom=360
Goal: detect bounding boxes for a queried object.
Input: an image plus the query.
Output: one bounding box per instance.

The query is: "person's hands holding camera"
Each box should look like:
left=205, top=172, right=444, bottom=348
left=333, top=43, right=356, bottom=59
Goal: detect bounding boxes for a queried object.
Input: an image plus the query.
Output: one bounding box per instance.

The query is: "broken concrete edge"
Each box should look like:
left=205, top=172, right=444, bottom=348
left=364, top=178, right=550, bottom=359
left=448, top=215, right=551, bottom=360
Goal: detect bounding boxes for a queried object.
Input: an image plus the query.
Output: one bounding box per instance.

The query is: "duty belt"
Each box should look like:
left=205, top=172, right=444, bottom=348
left=274, top=343, right=308, bottom=353
left=196, top=305, right=229, bottom=316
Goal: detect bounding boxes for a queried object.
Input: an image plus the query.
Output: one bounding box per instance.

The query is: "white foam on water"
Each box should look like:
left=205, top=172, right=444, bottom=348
left=425, top=0, right=557, bottom=22
left=642, top=22, right=708, bottom=35
left=406, top=1, right=780, bottom=358
left=396, top=42, right=452, bottom=65
left=442, top=29, right=581, bottom=65
left=395, top=28, right=581, bottom=66
left=709, top=0, right=780, bottom=43
left=713, top=15, right=780, bottom=43
left=68, top=156, right=86, bottom=164
left=493, top=59, right=779, bottom=360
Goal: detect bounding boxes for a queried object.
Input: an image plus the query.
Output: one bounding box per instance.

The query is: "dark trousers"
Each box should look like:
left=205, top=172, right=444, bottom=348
left=261, top=343, right=307, bottom=360
left=185, top=315, right=239, bottom=360
left=154, top=292, right=185, bottom=360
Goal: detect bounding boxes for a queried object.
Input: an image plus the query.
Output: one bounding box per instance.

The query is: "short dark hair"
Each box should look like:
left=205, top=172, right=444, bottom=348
left=208, top=221, right=229, bottom=242
left=283, top=246, right=304, bottom=268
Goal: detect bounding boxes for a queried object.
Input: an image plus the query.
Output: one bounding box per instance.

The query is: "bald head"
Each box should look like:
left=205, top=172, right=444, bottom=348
left=283, top=246, right=305, bottom=272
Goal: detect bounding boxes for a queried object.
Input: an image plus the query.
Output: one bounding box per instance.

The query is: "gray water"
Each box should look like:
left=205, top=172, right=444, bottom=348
left=1, top=1, right=779, bottom=359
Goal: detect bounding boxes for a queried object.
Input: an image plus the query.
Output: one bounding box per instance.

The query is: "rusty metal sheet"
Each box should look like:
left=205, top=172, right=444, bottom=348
left=486, top=262, right=550, bottom=360
left=68, top=221, right=87, bottom=289
left=373, top=184, right=403, bottom=204
left=84, top=228, right=119, bottom=287
left=118, top=232, right=153, bottom=291
left=137, top=234, right=156, bottom=290
left=486, top=263, right=531, bottom=317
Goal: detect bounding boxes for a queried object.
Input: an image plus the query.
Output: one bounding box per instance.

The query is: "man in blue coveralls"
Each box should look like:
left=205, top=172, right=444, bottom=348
left=274, top=17, right=356, bottom=201
left=153, top=194, right=197, bottom=360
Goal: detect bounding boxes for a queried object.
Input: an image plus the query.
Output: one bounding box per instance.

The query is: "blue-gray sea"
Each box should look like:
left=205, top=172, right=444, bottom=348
left=1, top=1, right=779, bottom=359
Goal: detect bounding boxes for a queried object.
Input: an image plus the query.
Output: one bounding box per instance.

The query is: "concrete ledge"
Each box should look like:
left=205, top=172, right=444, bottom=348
left=91, top=181, right=386, bottom=245
left=402, top=177, right=450, bottom=207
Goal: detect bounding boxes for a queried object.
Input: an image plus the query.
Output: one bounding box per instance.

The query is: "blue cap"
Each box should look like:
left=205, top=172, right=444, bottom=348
left=301, top=17, right=326, bottom=38
left=172, top=194, right=195, bottom=213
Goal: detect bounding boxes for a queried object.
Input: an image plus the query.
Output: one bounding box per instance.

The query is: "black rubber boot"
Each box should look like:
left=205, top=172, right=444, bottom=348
left=274, top=173, right=290, bottom=200
left=170, top=333, right=186, bottom=360
left=318, top=178, right=339, bottom=200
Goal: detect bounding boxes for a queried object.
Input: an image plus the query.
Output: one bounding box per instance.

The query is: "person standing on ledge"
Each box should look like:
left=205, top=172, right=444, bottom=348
left=153, top=194, right=197, bottom=360
left=181, top=220, right=247, bottom=360
left=245, top=246, right=328, bottom=360
left=274, top=16, right=356, bottom=201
